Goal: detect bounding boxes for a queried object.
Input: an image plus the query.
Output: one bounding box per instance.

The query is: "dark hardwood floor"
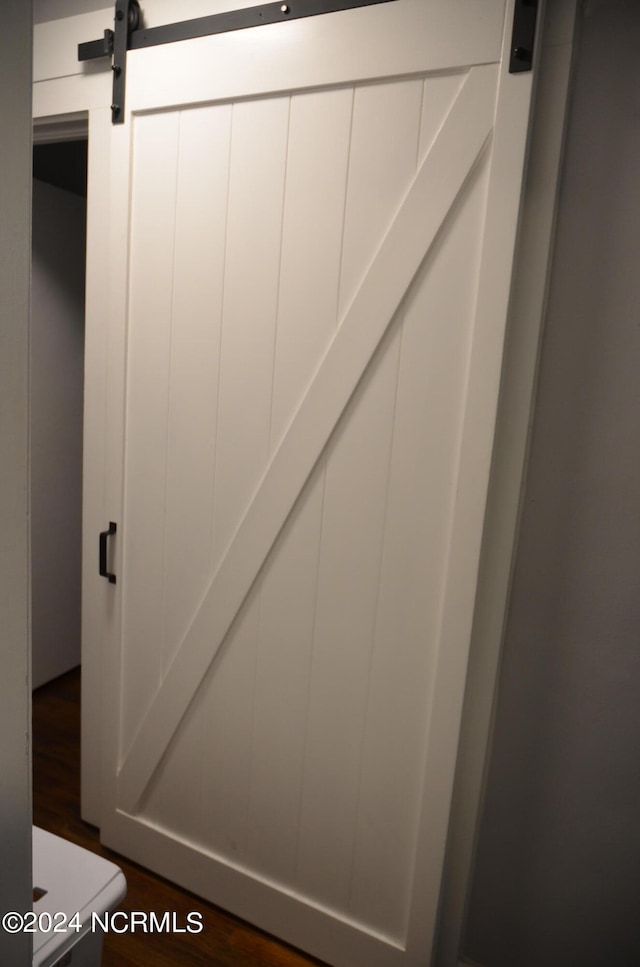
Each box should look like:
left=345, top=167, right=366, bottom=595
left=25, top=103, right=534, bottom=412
left=32, top=667, right=327, bottom=966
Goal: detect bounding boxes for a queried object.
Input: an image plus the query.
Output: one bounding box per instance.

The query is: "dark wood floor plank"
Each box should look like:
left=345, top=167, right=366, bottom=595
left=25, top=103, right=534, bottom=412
left=32, top=668, right=327, bottom=967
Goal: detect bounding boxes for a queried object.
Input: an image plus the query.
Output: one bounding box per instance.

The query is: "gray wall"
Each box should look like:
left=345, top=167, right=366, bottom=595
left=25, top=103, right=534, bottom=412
left=31, top=179, right=86, bottom=689
left=464, top=4, right=640, bottom=966
left=0, top=1, right=33, bottom=963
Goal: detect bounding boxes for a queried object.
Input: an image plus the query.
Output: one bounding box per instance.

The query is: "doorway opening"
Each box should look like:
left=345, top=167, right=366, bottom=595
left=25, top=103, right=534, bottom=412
left=31, top=134, right=87, bottom=690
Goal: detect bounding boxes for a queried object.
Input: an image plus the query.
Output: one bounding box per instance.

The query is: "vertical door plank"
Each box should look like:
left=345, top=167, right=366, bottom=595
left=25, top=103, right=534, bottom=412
left=293, top=77, right=424, bottom=911
left=140, top=104, right=233, bottom=837
left=269, top=86, right=353, bottom=449
left=199, top=590, right=262, bottom=860
left=348, top=152, right=491, bottom=937
left=211, top=96, right=290, bottom=572
left=338, top=79, right=424, bottom=320
left=417, top=71, right=468, bottom=163
left=121, top=112, right=180, bottom=750
left=199, top=95, right=290, bottom=860
left=140, top=681, right=208, bottom=842
left=161, top=105, right=232, bottom=673
left=246, top=86, right=353, bottom=881
left=246, top=469, right=325, bottom=882
left=295, top=320, right=402, bottom=912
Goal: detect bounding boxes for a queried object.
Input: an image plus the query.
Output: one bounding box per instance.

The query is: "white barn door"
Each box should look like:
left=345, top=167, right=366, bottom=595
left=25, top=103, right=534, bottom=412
left=101, top=2, right=537, bottom=964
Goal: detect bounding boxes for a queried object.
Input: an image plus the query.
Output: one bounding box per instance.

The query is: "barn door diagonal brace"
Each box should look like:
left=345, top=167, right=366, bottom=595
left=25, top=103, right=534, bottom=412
left=78, top=0, right=396, bottom=125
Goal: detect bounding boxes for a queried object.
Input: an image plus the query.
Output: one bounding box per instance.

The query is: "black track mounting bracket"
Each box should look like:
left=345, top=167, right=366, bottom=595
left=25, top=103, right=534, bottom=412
left=78, top=0, right=396, bottom=124
left=78, top=0, right=140, bottom=123
left=509, top=0, right=538, bottom=74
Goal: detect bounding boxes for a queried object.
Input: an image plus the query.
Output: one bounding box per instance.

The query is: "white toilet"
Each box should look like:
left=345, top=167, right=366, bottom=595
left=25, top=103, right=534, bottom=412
left=32, top=827, right=126, bottom=967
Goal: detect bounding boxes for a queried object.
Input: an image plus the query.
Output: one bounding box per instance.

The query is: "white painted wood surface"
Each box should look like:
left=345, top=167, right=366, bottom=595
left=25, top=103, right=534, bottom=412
left=117, top=63, right=498, bottom=813
left=92, top=2, right=539, bottom=964
left=126, top=5, right=502, bottom=114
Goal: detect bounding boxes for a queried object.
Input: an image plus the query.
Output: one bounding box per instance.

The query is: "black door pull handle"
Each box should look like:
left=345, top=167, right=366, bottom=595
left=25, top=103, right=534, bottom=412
left=99, top=522, right=117, bottom=584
